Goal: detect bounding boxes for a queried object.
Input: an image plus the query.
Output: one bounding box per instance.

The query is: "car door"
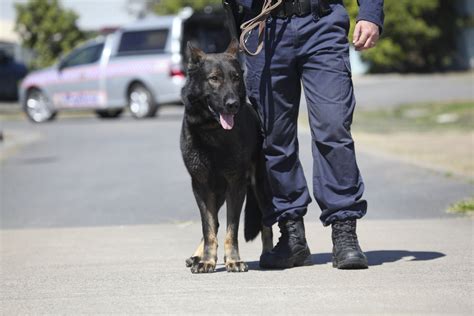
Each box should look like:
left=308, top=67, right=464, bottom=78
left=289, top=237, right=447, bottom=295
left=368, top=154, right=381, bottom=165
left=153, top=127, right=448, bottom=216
left=51, top=43, right=105, bottom=109
left=105, top=28, right=174, bottom=107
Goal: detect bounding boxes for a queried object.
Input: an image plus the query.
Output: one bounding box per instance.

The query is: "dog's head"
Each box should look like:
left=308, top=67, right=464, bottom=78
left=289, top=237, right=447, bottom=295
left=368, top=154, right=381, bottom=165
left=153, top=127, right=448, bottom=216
left=184, top=39, right=245, bottom=130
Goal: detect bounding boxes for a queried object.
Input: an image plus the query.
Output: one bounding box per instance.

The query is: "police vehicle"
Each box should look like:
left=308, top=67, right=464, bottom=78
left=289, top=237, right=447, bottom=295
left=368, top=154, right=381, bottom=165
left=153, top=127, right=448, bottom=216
left=20, top=8, right=230, bottom=123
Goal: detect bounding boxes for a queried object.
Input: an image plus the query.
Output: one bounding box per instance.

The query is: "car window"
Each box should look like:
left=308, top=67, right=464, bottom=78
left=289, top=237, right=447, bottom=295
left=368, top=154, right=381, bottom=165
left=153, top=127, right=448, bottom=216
left=117, top=29, right=168, bottom=55
left=62, top=43, right=104, bottom=68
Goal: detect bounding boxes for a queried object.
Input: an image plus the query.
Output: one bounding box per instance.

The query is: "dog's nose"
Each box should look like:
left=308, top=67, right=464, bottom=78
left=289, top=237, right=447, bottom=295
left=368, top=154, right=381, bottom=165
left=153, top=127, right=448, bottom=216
left=225, top=99, right=239, bottom=111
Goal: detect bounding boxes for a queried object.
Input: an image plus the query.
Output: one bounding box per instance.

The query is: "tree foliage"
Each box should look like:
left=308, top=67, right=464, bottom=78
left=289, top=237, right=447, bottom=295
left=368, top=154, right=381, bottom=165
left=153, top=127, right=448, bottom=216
left=15, top=0, right=85, bottom=69
left=154, top=0, right=221, bottom=15
left=343, top=0, right=460, bottom=73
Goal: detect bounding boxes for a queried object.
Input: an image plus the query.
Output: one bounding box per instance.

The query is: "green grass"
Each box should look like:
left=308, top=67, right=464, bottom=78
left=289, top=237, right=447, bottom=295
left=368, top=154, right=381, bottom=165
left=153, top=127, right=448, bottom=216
left=448, top=198, right=474, bottom=215
left=353, top=101, right=474, bottom=133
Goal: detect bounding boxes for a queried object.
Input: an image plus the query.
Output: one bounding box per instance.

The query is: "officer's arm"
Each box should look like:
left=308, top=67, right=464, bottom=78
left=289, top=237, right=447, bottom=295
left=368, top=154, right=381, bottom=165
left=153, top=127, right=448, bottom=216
left=356, top=0, right=384, bottom=32
left=353, top=0, right=384, bottom=51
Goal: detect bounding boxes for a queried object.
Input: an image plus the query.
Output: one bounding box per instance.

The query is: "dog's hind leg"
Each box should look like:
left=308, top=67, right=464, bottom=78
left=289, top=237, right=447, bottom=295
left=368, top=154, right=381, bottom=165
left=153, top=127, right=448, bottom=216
left=224, top=179, right=249, bottom=272
left=190, top=180, right=220, bottom=273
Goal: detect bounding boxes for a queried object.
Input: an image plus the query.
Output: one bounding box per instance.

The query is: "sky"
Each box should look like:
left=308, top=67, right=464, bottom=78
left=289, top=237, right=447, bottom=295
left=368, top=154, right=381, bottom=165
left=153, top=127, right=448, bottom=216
left=1, top=0, right=137, bottom=30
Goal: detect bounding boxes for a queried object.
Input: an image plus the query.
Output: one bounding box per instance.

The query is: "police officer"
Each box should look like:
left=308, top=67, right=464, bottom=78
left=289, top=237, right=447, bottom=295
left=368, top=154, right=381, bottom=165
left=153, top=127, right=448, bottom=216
left=234, top=0, right=384, bottom=269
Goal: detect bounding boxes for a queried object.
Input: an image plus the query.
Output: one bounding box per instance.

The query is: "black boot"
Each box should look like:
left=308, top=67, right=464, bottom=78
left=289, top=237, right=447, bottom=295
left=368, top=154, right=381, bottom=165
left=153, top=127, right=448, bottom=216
left=259, top=218, right=312, bottom=269
left=332, top=219, right=368, bottom=269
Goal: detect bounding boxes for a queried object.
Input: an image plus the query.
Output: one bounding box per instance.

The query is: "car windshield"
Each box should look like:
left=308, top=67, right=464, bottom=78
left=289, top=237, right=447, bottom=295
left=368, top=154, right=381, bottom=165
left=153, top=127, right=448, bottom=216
left=117, top=29, right=169, bottom=55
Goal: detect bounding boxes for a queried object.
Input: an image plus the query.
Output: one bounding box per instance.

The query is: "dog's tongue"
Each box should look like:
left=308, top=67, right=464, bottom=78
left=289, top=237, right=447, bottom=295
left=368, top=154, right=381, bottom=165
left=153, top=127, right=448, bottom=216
left=219, top=113, right=234, bottom=130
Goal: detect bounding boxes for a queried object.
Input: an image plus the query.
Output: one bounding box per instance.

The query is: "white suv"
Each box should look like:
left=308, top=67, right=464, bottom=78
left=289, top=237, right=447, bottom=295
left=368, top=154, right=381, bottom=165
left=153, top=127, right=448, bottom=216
left=20, top=9, right=230, bottom=122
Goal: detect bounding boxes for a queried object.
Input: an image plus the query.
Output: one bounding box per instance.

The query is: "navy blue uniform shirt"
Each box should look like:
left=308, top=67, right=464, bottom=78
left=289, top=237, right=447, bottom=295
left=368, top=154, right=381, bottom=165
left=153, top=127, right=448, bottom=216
left=236, top=0, right=384, bottom=31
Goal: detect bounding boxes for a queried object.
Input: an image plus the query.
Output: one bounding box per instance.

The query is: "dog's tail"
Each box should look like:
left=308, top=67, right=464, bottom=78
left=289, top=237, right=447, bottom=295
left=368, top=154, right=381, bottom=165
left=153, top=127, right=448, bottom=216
left=244, top=183, right=262, bottom=241
left=244, top=151, right=270, bottom=242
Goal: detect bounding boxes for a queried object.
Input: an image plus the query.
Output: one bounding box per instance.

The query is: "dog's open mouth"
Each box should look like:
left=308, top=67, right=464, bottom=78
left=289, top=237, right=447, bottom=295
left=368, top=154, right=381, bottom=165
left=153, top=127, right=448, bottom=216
left=219, top=113, right=234, bottom=130
left=208, top=105, right=235, bottom=130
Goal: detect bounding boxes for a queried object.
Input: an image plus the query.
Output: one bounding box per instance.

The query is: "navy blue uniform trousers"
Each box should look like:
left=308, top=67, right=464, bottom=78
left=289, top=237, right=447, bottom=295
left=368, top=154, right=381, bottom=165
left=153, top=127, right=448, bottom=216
left=245, top=3, right=367, bottom=227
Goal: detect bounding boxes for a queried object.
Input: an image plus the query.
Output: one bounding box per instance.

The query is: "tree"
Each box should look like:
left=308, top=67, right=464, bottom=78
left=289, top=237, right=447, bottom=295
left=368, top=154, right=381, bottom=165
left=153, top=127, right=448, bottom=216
left=154, top=0, right=221, bottom=15
left=15, top=0, right=85, bottom=69
left=343, top=0, right=460, bottom=73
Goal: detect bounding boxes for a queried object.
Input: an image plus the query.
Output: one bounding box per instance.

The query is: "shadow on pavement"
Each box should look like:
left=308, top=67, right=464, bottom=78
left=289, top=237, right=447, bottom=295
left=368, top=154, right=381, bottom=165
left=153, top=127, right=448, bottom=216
left=239, top=250, right=445, bottom=271
left=311, top=250, right=446, bottom=266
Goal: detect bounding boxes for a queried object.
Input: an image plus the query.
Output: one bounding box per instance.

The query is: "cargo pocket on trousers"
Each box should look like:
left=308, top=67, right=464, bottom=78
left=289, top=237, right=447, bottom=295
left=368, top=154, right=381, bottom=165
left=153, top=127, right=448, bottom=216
left=339, top=54, right=353, bottom=100
left=342, top=55, right=352, bottom=77
left=340, top=55, right=354, bottom=132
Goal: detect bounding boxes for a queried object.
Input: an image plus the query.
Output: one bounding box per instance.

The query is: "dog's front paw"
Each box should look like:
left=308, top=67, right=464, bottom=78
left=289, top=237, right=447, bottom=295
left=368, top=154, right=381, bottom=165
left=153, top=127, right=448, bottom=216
left=191, top=260, right=216, bottom=273
left=225, top=260, right=248, bottom=273
left=185, top=256, right=200, bottom=268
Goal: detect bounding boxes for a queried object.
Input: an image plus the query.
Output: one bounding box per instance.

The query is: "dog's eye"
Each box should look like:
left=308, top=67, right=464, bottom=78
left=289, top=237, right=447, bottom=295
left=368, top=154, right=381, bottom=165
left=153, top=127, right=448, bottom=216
left=208, top=76, right=219, bottom=82
left=232, top=74, right=240, bottom=81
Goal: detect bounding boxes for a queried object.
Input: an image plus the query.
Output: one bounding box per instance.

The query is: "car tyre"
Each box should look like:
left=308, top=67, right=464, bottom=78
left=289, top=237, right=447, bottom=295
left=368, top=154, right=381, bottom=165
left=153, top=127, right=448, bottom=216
left=24, top=89, right=57, bottom=123
left=95, top=109, right=123, bottom=119
left=127, top=83, right=158, bottom=119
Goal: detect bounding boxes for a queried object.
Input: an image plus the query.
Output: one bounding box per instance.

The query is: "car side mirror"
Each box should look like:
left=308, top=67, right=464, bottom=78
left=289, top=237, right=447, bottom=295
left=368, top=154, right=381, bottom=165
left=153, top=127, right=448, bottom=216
left=57, top=55, right=68, bottom=71
left=58, top=61, right=65, bottom=71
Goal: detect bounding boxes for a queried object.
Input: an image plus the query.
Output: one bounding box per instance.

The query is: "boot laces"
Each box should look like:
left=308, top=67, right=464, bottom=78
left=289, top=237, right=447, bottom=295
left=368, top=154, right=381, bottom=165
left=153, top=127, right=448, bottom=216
left=333, top=220, right=360, bottom=250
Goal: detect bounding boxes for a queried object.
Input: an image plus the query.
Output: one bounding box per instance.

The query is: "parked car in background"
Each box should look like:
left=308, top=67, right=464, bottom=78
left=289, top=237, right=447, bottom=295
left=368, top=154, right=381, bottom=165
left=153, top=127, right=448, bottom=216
left=20, top=8, right=230, bottom=123
left=0, top=49, right=28, bottom=101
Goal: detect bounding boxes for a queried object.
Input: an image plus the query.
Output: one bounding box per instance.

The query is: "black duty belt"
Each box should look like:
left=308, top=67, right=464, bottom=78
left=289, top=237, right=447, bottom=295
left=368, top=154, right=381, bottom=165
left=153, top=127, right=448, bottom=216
left=271, top=0, right=335, bottom=19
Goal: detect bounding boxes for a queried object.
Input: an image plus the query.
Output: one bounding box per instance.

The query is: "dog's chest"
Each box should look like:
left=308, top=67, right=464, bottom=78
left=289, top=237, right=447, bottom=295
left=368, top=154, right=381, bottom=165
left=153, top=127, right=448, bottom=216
left=181, top=128, right=251, bottom=179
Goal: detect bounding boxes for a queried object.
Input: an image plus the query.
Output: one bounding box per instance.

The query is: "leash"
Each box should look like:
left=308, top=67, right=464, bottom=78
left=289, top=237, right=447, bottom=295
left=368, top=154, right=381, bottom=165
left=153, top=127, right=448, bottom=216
left=239, top=0, right=283, bottom=56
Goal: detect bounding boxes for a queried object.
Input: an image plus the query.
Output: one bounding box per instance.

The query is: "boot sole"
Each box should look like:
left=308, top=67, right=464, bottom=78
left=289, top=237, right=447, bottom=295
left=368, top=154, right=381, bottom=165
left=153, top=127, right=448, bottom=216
left=332, top=257, right=368, bottom=270
left=260, top=248, right=312, bottom=269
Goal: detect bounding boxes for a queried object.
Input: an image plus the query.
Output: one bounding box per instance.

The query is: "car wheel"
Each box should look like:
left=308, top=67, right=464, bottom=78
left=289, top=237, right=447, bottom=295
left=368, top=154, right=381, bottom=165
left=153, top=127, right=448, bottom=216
left=128, top=83, right=158, bottom=119
left=95, top=109, right=123, bottom=119
left=24, top=89, right=57, bottom=123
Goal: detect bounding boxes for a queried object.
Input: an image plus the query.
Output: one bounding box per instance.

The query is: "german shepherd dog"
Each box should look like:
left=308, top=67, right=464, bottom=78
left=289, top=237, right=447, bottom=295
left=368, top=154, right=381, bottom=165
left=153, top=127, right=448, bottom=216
left=180, top=39, right=273, bottom=273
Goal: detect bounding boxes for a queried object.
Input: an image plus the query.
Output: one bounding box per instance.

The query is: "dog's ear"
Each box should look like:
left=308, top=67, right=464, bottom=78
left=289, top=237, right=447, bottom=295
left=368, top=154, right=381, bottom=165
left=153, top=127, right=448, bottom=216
left=187, top=41, right=205, bottom=68
left=225, top=38, right=240, bottom=58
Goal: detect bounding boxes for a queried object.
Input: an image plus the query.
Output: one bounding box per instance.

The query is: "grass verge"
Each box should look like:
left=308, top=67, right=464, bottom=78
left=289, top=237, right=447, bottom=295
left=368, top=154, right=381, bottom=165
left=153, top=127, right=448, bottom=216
left=351, top=101, right=473, bottom=180
left=448, top=198, right=474, bottom=215
left=353, top=101, right=473, bottom=133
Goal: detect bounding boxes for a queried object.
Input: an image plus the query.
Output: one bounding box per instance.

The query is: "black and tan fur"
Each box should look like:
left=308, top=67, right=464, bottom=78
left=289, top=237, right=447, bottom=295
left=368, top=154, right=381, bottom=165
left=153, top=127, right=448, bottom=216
left=180, top=39, right=273, bottom=273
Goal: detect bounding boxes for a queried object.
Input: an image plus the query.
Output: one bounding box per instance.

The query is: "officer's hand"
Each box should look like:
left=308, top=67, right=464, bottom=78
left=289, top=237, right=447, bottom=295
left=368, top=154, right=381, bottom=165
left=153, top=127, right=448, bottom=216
left=353, top=21, right=379, bottom=51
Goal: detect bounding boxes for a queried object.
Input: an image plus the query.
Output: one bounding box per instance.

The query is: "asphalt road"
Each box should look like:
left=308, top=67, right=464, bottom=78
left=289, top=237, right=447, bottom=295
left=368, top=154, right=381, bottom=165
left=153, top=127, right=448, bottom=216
left=297, top=72, right=474, bottom=112
left=351, top=72, right=474, bottom=109
left=1, top=106, right=472, bottom=229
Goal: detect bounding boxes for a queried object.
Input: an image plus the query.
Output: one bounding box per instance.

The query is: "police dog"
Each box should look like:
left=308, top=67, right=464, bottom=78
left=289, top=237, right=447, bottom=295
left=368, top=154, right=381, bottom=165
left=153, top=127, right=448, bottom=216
left=180, top=39, right=273, bottom=273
